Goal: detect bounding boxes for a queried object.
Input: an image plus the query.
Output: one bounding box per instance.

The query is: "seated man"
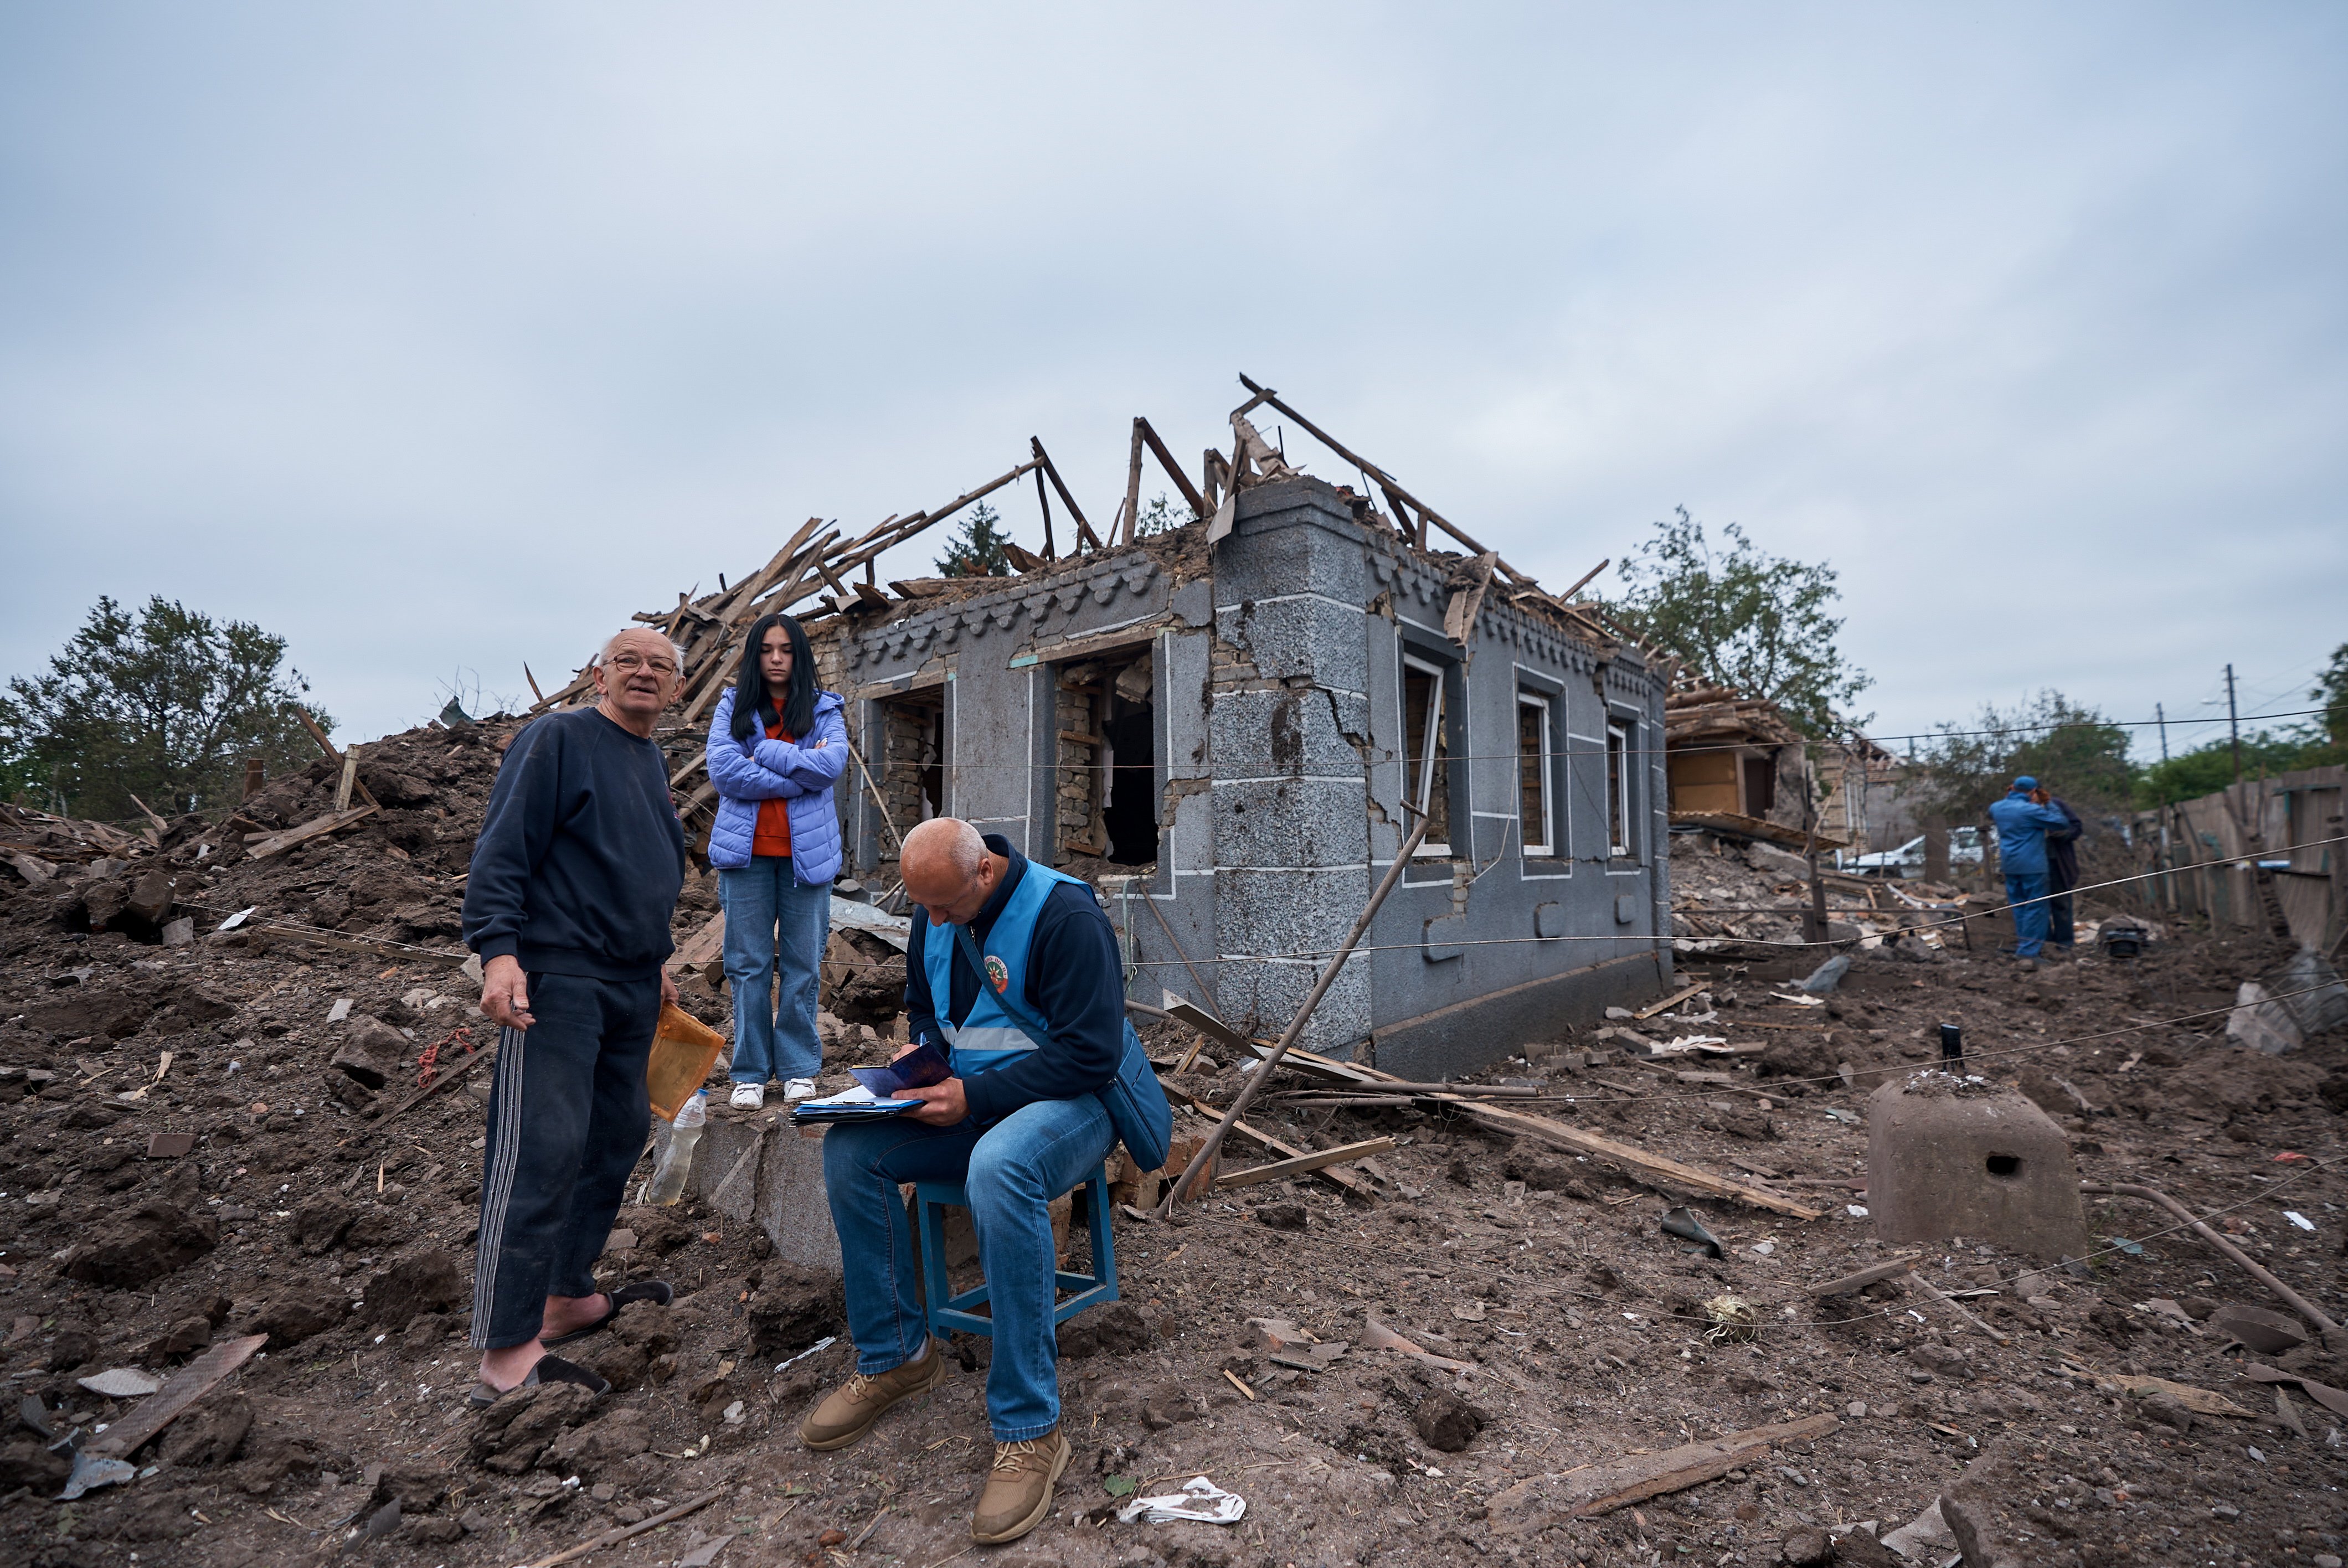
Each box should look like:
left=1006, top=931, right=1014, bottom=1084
left=802, top=817, right=1125, bottom=1545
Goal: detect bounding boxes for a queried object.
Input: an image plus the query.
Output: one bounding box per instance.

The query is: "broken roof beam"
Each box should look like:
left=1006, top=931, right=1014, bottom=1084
left=1235, top=373, right=1539, bottom=589
left=1033, top=436, right=1103, bottom=551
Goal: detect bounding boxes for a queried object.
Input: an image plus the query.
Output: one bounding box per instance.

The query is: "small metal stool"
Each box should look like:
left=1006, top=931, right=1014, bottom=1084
left=914, top=1161, right=1119, bottom=1340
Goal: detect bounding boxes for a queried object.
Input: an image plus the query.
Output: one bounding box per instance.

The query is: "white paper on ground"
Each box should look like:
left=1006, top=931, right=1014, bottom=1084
left=1117, top=1476, right=1247, bottom=1525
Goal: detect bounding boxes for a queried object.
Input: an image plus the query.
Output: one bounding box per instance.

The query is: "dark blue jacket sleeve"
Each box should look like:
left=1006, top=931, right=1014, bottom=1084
left=903, top=917, right=942, bottom=1048
left=961, top=884, right=1124, bottom=1123
left=462, top=720, right=560, bottom=965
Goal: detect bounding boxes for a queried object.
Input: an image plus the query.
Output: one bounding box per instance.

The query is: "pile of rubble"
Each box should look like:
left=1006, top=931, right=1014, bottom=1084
left=1669, top=824, right=1965, bottom=960
left=4, top=712, right=2348, bottom=1568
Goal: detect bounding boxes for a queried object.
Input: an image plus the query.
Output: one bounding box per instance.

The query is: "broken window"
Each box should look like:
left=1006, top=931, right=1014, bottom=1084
left=876, top=690, right=946, bottom=859
left=1517, top=691, right=1553, bottom=858
left=1402, top=655, right=1452, bottom=856
left=1056, top=650, right=1158, bottom=868
left=1606, top=722, right=1631, bottom=859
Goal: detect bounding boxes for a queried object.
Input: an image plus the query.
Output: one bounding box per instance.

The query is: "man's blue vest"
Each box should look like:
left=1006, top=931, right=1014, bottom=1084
left=920, top=859, right=1172, bottom=1168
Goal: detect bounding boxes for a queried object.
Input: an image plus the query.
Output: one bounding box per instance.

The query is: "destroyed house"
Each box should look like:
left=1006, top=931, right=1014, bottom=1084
left=1662, top=685, right=1827, bottom=850
left=825, top=496, right=1666, bottom=1076
left=547, top=387, right=1674, bottom=1079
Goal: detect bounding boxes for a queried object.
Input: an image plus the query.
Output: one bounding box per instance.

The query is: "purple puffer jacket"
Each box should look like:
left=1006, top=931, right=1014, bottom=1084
left=704, top=688, right=848, bottom=881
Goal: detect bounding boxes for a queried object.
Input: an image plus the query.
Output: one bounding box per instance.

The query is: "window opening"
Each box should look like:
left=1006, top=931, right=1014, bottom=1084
left=876, top=691, right=945, bottom=860
left=1517, top=692, right=1552, bottom=858
left=1056, top=651, right=1158, bottom=868
left=1403, top=656, right=1452, bottom=856
left=1606, top=723, right=1630, bottom=859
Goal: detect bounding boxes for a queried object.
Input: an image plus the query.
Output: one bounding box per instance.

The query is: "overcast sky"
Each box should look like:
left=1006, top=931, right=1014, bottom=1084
left=4, top=4, right=2342, bottom=762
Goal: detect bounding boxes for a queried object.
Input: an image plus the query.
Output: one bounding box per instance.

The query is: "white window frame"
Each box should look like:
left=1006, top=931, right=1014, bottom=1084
left=1606, top=721, right=1633, bottom=860
left=1402, top=653, right=1451, bottom=858
left=1517, top=691, right=1554, bottom=858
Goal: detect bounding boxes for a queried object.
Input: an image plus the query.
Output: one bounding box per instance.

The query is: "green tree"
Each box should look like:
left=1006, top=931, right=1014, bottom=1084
left=2136, top=729, right=2335, bottom=808
left=2306, top=642, right=2348, bottom=755
left=1916, top=690, right=2136, bottom=824
left=0, top=596, right=329, bottom=819
left=1608, top=508, right=1870, bottom=737
left=934, top=502, right=1015, bottom=577
left=1132, top=493, right=1197, bottom=538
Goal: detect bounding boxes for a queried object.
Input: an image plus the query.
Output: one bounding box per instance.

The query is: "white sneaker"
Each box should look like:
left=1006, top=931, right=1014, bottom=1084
left=729, top=1082, right=767, bottom=1111
left=783, top=1077, right=820, bottom=1102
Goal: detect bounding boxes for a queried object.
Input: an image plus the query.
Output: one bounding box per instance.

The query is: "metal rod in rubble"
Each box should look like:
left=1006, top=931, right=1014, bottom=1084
left=1152, top=807, right=1433, bottom=1217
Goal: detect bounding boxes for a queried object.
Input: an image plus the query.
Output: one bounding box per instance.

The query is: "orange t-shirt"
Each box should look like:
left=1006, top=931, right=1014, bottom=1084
left=750, top=718, right=795, bottom=859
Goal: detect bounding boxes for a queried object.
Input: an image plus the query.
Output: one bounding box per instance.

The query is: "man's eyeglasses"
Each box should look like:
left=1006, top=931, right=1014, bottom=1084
left=605, top=654, right=678, bottom=675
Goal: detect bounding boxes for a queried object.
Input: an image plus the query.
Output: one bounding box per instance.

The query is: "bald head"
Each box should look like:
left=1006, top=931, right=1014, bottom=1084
left=902, top=818, right=1002, bottom=926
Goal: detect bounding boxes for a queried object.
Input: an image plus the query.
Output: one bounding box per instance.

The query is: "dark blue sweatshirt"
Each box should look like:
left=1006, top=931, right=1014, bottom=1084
left=462, top=708, right=687, bottom=982
left=904, top=834, right=1123, bottom=1124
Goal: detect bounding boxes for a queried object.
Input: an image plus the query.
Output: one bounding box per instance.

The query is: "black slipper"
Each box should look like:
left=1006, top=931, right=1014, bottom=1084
left=466, top=1353, right=610, bottom=1410
left=542, top=1280, right=676, bottom=1349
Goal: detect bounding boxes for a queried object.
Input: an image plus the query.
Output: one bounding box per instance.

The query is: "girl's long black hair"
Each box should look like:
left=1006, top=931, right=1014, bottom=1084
left=730, top=612, right=817, bottom=741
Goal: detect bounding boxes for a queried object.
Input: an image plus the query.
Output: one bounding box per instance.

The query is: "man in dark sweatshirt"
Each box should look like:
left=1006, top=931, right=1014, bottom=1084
left=460, top=627, right=688, bottom=1405
left=801, top=816, right=1123, bottom=1545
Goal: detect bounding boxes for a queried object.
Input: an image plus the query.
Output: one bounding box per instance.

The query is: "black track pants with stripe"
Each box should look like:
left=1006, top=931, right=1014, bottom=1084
left=472, top=971, right=660, bottom=1349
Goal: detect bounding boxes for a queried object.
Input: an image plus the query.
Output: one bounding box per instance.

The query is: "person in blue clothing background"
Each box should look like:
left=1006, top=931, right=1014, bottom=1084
left=705, top=612, right=846, bottom=1110
left=1987, top=774, right=2069, bottom=960
left=799, top=816, right=1150, bottom=1546
left=2036, top=782, right=2086, bottom=951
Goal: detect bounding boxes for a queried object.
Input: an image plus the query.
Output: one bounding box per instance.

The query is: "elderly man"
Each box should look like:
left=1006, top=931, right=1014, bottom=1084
left=1987, top=774, right=2069, bottom=962
left=802, top=817, right=1146, bottom=1546
left=460, top=628, right=689, bottom=1405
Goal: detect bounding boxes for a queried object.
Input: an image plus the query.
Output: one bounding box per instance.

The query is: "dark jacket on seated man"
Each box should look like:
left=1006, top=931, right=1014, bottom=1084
left=902, top=832, right=1123, bottom=1121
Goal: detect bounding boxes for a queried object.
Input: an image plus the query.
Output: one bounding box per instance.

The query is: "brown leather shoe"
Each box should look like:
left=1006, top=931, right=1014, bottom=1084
left=797, top=1340, right=949, bottom=1452
left=971, top=1427, right=1070, bottom=1544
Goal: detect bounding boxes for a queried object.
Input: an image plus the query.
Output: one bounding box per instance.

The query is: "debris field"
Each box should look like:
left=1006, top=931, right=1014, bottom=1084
left=2, top=716, right=2346, bottom=1568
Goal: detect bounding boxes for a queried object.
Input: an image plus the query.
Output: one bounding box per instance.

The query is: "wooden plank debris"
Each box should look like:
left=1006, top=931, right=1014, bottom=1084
left=2089, top=1372, right=2256, bottom=1419
left=1361, top=1316, right=1473, bottom=1374
left=1167, top=1089, right=1373, bottom=1200
left=1216, top=1137, right=1396, bottom=1189
left=1633, top=983, right=1707, bottom=1020
left=382, top=1044, right=495, bottom=1121
left=523, top=1486, right=730, bottom=1568
left=244, top=921, right=465, bottom=968
left=243, top=804, right=378, bottom=860
left=1804, top=1252, right=1924, bottom=1298
left=1559, top=1414, right=1840, bottom=1518
left=668, top=912, right=727, bottom=974
left=89, top=1333, right=267, bottom=1458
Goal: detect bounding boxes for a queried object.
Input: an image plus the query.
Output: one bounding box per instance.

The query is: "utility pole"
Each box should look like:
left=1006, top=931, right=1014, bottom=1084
left=2226, top=664, right=2243, bottom=786
left=2155, top=703, right=2170, bottom=763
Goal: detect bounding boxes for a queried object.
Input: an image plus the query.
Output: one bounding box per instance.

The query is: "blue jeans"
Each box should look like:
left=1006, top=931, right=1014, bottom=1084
left=472, top=972, right=658, bottom=1349
left=821, top=1095, right=1114, bottom=1440
left=719, top=856, right=829, bottom=1084
left=2005, top=871, right=2051, bottom=957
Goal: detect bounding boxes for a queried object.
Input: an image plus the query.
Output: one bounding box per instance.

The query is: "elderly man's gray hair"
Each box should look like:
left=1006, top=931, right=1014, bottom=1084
left=593, top=628, right=687, bottom=670
left=903, top=817, right=986, bottom=880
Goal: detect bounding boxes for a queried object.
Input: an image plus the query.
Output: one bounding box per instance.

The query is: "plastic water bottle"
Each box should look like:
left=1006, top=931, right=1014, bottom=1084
left=643, top=1092, right=706, bottom=1205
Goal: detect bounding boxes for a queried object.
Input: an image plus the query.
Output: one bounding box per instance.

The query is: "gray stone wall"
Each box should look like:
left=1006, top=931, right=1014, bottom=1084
left=822, top=481, right=1669, bottom=1078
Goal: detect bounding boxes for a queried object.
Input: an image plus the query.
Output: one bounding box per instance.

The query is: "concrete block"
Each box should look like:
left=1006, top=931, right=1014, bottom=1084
left=656, top=1112, right=841, bottom=1275
left=1865, top=1077, right=2087, bottom=1260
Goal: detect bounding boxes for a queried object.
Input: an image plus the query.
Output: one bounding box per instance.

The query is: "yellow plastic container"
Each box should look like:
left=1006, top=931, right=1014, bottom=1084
left=645, top=1002, right=725, bottom=1123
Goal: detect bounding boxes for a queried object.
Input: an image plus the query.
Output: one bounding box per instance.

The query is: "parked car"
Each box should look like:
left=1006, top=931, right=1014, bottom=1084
left=1841, top=827, right=1982, bottom=878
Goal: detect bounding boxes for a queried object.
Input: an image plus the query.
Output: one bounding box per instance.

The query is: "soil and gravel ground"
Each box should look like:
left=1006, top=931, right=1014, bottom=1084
left=3, top=717, right=2346, bottom=1568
